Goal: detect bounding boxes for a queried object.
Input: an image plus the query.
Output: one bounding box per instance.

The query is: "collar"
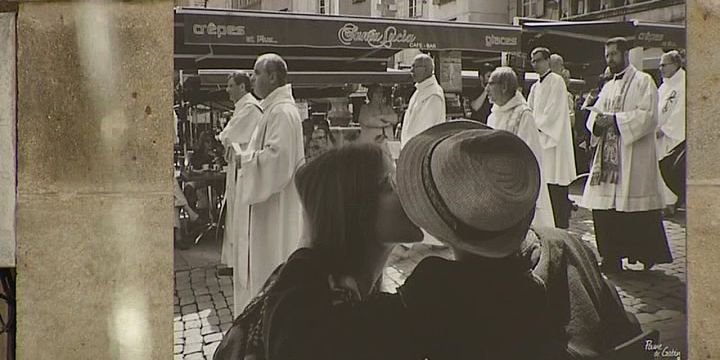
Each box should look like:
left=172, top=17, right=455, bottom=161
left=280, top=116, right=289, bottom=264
left=612, top=66, right=631, bottom=81
left=663, top=68, right=685, bottom=87
left=491, top=91, right=526, bottom=113
left=415, top=75, right=439, bottom=90
left=235, top=92, right=258, bottom=109
left=538, top=70, right=552, bottom=83
left=260, top=84, right=294, bottom=108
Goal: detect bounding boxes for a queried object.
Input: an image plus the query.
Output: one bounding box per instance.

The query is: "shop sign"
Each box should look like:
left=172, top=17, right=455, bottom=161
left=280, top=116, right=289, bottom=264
left=182, top=13, right=521, bottom=52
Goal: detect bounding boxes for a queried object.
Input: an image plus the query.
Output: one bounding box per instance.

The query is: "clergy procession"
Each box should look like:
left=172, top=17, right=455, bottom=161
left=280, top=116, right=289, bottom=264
left=173, top=36, right=686, bottom=359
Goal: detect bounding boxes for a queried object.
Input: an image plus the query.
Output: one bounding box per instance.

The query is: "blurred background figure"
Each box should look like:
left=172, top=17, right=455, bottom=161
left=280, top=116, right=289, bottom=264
left=358, top=84, right=398, bottom=151
left=467, top=62, right=496, bottom=123
left=185, top=130, right=223, bottom=221
left=303, top=115, right=336, bottom=163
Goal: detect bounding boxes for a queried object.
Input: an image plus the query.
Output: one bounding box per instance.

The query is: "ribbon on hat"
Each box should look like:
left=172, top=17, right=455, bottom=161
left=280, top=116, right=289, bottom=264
left=421, top=136, right=529, bottom=243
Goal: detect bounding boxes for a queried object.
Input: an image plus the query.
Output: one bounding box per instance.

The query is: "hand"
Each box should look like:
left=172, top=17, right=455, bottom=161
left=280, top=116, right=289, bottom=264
left=595, top=114, right=616, bottom=130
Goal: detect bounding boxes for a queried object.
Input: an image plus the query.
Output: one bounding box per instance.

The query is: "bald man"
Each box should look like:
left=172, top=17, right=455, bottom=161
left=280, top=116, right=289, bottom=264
left=400, top=53, right=446, bottom=148
left=232, top=53, right=305, bottom=313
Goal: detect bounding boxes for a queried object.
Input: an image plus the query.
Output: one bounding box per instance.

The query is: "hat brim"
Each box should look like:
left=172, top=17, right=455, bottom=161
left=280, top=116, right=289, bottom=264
left=396, top=120, right=531, bottom=258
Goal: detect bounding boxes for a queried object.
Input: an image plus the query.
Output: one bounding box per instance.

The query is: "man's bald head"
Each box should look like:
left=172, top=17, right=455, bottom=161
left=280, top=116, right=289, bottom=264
left=550, top=53, right=564, bottom=74
left=252, top=53, right=289, bottom=98
left=411, top=53, right=434, bottom=83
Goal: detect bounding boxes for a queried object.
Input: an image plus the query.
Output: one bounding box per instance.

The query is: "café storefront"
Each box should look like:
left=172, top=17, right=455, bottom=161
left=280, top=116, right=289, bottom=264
left=174, top=7, right=524, bottom=156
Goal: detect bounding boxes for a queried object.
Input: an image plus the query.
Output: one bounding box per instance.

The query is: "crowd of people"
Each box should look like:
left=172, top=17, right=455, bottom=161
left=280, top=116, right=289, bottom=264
left=170, top=36, right=686, bottom=359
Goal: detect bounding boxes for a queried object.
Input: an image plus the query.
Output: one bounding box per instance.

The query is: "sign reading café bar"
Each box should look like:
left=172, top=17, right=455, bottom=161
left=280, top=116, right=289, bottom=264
left=182, top=12, right=520, bottom=53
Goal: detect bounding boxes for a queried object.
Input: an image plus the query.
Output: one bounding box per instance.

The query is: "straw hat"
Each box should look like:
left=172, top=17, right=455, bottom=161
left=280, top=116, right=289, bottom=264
left=396, top=120, right=540, bottom=258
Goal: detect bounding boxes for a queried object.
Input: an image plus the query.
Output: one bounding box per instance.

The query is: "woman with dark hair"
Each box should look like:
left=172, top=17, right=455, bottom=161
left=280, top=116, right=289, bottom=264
left=302, top=117, right=336, bottom=163
left=184, top=130, right=220, bottom=220
left=259, top=143, right=423, bottom=360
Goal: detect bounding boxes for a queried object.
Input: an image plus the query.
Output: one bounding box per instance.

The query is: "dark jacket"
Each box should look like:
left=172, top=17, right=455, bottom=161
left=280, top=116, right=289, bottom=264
left=525, top=227, right=642, bottom=359
left=263, top=248, right=421, bottom=360
left=397, top=254, right=556, bottom=360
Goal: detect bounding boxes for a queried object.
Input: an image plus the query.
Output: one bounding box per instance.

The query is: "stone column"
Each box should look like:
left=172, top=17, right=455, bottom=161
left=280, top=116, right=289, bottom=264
left=16, top=2, right=173, bottom=359
left=0, top=10, right=17, bottom=357
left=688, top=0, right=720, bottom=358
left=0, top=12, right=16, bottom=268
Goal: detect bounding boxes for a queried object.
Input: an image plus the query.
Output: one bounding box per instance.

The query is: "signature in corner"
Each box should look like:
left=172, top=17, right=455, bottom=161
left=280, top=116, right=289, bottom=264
left=645, top=340, right=682, bottom=359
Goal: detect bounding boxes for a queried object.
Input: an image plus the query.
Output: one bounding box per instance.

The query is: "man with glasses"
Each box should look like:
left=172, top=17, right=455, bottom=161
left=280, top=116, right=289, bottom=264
left=400, top=53, right=447, bottom=247
left=656, top=50, right=686, bottom=212
left=486, top=67, right=554, bottom=228
left=400, top=53, right=446, bottom=149
left=528, top=47, right=577, bottom=229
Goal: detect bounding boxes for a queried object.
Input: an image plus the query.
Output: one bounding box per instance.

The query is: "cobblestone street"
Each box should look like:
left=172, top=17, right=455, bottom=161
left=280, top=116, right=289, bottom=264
left=174, top=202, right=687, bottom=360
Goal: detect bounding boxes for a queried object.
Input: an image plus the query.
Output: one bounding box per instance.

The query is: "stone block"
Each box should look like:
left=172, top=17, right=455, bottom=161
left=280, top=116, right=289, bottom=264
left=204, top=333, right=224, bottom=344
left=16, top=3, right=173, bottom=195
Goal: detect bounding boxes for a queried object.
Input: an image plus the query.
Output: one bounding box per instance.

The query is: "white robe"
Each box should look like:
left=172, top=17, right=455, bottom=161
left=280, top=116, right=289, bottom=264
left=400, top=75, right=446, bottom=247
left=488, top=91, right=555, bottom=228
left=218, top=93, right=262, bottom=148
left=401, top=75, right=446, bottom=149
left=657, top=69, right=686, bottom=205
left=233, top=84, right=305, bottom=314
left=220, top=93, right=262, bottom=269
left=580, top=65, right=665, bottom=212
left=656, top=68, right=686, bottom=155
left=528, top=71, right=577, bottom=186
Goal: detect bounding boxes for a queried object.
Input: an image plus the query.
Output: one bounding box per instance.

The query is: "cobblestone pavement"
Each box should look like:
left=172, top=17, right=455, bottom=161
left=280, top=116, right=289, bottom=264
left=174, top=203, right=686, bottom=360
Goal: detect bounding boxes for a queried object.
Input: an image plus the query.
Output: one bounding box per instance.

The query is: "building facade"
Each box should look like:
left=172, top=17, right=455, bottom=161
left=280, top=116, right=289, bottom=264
left=512, top=0, right=685, bottom=24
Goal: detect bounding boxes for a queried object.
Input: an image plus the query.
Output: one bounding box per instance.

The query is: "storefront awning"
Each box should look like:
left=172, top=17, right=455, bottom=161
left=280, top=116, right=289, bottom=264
left=522, top=19, right=684, bottom=49
left=175, top=7, right=521, bottom=71
left=520, top=19, right=685, bottom=76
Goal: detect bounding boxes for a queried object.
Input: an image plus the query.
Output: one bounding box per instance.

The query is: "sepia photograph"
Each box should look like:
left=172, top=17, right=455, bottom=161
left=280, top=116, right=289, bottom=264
left=4, top=0, right=714, bottom=359
left=170, top=1, right=687, bottom=359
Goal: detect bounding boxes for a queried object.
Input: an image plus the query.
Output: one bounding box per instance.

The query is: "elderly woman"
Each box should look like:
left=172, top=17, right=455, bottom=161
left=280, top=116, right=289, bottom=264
left=485, top=67, right=554, bottom=228
left=394, top=121, right=643, bottom=359
left=215, top=143, right=424, bottom=360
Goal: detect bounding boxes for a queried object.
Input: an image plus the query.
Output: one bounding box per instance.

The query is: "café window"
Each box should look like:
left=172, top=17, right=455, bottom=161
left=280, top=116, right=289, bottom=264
left=319, top=0, right=329, bottom=14
left=522, top=0, right=544, bottom=17
left=232, top=0, right=259, bottom=8
left=409, top=0, right=423, bottom=18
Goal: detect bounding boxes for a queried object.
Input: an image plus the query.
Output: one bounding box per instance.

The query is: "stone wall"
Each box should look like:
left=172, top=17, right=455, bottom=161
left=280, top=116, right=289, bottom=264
left=0, top=12, right=16, bottom=268
left=15, top=2, right=173, bottom=359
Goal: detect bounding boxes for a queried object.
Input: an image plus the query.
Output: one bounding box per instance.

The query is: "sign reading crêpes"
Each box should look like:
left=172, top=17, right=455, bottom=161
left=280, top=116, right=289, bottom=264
left=182, top=13, right=520, bottom=52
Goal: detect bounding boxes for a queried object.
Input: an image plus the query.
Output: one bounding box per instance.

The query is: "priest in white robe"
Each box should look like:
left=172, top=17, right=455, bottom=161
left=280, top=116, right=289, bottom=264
left=580, top=37, right=672, bottom=272
left=219, top=72, right=262, bottom=271
left=233, top=54, right=305, bottom=314
left=656, top=50, right=686, bottom=209
left=486, top=67, right=554, bottom=228
left=528, top=48, right=577, bottom=229
left=401, top=53, right=446, bottom=247
left=400, top=53, right=446, bottom=149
